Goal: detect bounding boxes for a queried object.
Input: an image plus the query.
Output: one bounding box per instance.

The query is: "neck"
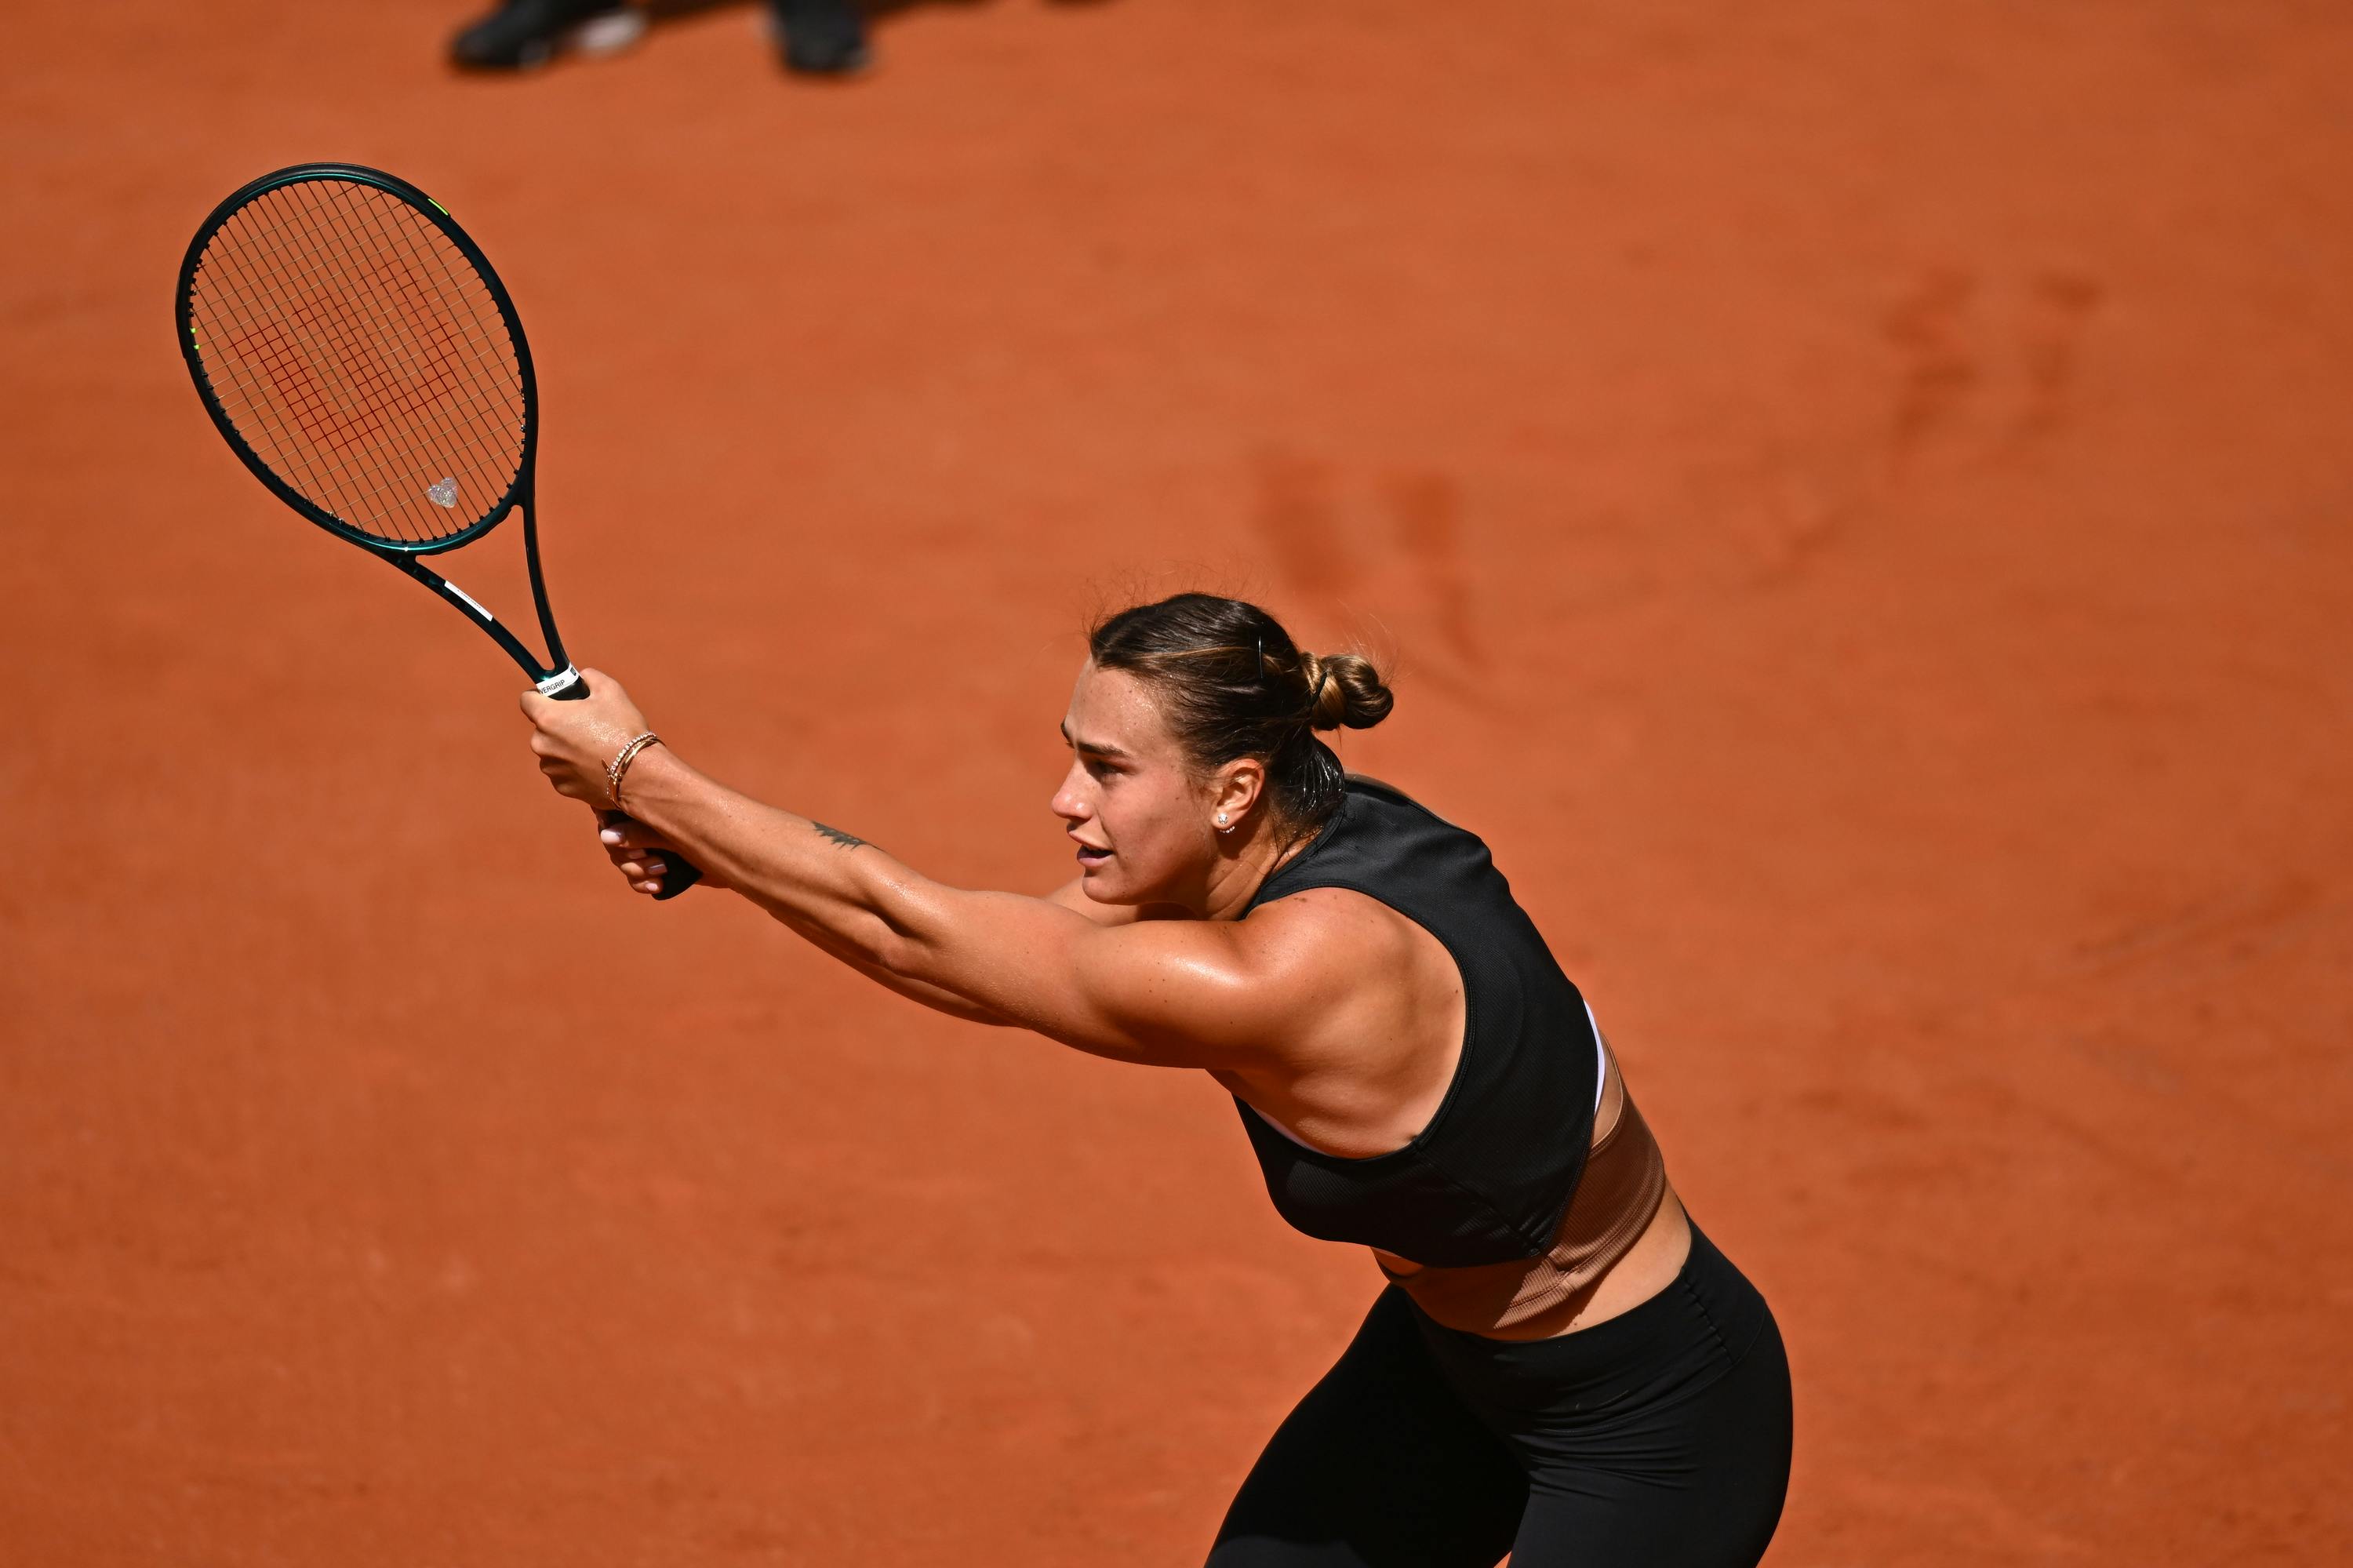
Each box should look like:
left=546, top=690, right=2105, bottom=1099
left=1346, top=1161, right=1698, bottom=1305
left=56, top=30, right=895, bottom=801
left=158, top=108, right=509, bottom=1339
left=1195, top=817, right=1315, bottom=922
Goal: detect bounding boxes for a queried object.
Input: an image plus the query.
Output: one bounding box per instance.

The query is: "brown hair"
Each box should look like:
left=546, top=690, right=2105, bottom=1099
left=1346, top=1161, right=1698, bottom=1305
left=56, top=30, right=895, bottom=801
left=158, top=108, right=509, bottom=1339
left=1087, top=593, right=1393, bottom=834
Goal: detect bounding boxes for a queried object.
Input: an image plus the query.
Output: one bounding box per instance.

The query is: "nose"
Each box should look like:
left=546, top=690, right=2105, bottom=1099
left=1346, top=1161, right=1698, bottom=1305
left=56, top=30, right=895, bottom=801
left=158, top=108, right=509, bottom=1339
left=1049, top=761, right=1091, bottom=824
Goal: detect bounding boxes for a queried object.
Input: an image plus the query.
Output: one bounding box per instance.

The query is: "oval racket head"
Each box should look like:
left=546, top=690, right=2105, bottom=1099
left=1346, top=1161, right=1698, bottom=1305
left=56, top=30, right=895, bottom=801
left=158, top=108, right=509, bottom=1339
left=176, top=163, right=536, bottom=555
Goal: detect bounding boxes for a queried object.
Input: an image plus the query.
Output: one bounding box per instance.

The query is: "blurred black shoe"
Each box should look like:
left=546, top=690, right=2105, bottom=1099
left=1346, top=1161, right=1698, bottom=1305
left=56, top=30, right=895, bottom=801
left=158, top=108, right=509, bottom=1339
left=767, top=0, right=872, bottom=76
left=450, top=0, right=645, bottom=71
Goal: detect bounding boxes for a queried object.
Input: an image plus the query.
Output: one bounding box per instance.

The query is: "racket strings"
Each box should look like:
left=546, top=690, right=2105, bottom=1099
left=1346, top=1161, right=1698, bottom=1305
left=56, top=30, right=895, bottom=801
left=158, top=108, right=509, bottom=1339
left=202, top=207, right=460, bottom=536
left=212, top=182, right=521, bottom=539
left=299, top=184, right=525, bottom=490
left=198, top=214, right=509, bottom=544
left=264, top=187, right=515, bottom=534
left=194, top=215, right=379, bottom=532
left=208, top=181, right=522, bottom=536
left=187, top=177, right=529, bottom=545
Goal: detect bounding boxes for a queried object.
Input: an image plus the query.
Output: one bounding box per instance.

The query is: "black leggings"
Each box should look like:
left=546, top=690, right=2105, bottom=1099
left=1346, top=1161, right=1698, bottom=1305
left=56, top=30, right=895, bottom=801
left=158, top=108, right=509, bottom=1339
left=1207, top=1222, right=1792, bottom=1567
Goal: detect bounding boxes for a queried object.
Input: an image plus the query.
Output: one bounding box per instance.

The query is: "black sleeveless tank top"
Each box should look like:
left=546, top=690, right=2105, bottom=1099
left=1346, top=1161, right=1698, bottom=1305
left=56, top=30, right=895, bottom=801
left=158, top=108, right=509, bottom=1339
left=1233, top=777, right=1602, bottom=1268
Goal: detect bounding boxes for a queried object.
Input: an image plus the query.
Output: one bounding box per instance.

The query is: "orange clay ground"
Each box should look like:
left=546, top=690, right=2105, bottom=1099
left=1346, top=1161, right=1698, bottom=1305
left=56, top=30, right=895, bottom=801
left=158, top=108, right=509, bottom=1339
left=5, top=2, right=2350, bottom=1562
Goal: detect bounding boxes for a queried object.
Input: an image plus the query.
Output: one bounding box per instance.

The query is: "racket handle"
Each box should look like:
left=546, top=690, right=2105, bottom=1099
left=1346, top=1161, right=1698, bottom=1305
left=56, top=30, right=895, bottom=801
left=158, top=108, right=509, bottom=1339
left=549, top=675, right=705, bottom=900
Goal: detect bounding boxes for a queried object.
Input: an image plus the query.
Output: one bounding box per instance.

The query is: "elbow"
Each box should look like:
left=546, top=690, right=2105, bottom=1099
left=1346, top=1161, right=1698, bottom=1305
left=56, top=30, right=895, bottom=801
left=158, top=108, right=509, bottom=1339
left=857, top=882, right=944, bottom=981
left=856, top=906, right=949, bottom=987
left=850, top=919, right=915, bottom=977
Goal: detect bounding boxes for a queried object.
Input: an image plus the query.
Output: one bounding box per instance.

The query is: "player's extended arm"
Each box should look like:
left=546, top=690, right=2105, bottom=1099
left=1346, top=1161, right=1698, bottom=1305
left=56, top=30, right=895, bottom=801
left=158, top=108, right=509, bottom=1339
left=719, top=879, right=1126, bottom=1029
left=606, top=747, right=1318, bottom=1067
left=780, top=911, right=1021, bottom=1028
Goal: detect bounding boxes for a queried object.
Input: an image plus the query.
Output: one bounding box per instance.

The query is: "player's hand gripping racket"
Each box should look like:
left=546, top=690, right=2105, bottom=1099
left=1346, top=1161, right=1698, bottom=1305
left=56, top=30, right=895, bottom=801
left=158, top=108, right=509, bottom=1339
left=175, top=162, right=699, bottom=899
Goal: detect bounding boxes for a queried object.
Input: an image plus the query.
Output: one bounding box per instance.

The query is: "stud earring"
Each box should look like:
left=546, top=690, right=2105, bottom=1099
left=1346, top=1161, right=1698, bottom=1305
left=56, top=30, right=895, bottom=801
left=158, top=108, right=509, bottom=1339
left=1216, top=813, right=1230, bottom=828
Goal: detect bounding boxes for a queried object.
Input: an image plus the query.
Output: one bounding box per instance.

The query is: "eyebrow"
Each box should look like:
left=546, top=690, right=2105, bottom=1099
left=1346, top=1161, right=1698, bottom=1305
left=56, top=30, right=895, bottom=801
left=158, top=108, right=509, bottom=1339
left=1060, top=722, right=1130, bottom=759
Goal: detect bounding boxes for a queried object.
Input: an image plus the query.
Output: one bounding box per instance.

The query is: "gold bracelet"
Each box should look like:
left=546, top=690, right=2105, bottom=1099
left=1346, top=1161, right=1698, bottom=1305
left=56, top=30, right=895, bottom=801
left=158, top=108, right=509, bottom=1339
left=606, top=731, right=661, bottom=809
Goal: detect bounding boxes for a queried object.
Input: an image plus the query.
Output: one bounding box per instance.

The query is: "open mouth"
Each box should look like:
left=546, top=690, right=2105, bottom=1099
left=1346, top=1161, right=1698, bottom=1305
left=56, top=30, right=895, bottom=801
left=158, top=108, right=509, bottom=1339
left=1074, top=844, right=1113, bottom=868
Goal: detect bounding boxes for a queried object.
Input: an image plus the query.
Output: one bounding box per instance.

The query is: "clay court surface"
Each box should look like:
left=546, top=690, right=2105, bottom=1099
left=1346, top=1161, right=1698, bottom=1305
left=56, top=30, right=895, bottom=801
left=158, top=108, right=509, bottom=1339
left=5, top=0, right=2351, bottom=1560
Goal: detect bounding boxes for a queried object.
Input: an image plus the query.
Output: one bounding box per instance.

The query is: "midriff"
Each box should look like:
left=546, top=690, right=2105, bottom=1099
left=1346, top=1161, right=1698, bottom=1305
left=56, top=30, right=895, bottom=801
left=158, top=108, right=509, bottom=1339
left=1481, top=1182, right=1690, bottom=1341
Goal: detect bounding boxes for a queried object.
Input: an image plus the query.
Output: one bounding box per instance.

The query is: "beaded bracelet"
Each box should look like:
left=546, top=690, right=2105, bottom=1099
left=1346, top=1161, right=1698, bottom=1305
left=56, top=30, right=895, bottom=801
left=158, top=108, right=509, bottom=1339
left=606, top=731, right=662, bottom=810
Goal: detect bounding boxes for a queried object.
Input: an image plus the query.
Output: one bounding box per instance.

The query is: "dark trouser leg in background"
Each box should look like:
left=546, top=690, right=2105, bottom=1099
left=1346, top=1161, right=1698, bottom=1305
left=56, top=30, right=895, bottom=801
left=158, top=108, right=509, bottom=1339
left=449, top=0, right=638, bottom=70
left=769, top=0, right=871, bottom=75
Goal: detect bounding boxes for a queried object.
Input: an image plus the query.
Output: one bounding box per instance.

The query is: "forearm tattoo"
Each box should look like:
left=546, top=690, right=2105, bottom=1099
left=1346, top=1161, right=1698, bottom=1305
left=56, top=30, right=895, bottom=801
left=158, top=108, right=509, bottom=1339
left=811, top=821, right=868, bottom=851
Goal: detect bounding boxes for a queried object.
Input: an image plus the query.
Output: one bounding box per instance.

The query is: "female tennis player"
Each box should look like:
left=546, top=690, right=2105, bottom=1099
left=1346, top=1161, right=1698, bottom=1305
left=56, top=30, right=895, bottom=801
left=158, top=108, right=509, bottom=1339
left=519, top=592, right=1792, bottom=1566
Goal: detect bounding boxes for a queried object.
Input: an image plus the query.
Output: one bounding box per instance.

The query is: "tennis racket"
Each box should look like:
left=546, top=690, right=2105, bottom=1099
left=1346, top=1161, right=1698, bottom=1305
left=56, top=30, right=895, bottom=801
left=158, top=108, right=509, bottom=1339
left=174, top=161, right=699, bottom=899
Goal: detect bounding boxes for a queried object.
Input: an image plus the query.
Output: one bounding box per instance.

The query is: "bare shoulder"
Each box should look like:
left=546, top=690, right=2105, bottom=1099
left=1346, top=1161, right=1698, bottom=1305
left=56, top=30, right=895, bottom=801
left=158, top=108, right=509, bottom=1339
left=1240, top=886, right=1430, bottom=982
left=1230, top=887, right=1456, bottom=1085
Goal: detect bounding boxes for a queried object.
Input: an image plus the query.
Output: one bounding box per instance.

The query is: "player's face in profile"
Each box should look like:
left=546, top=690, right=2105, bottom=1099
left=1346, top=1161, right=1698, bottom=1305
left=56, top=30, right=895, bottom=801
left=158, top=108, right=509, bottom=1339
left=1053, top=662, right=1217, bottom=904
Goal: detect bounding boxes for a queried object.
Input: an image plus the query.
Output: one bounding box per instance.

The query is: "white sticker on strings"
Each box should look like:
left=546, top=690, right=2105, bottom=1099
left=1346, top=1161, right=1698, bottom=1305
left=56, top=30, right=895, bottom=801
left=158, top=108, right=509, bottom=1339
left=425, top=477, right=458, bottom=508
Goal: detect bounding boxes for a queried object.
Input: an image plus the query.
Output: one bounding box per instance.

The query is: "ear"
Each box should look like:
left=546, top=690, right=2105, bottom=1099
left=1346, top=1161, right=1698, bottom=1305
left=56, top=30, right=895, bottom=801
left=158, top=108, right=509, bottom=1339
left=1212, top=756, right=1267, bottom=829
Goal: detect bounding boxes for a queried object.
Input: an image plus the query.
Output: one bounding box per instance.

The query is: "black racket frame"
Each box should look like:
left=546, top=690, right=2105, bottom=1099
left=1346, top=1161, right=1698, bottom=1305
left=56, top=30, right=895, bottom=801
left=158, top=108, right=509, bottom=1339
left=174, top=161, right=700, bottom=897
left=175, top=162, right=581, bottom=697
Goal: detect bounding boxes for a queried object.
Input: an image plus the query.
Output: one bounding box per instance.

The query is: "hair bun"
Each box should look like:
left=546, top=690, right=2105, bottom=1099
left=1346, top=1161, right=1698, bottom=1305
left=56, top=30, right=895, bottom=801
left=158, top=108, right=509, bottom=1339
left=1300, top=649, right=1394, bottom=732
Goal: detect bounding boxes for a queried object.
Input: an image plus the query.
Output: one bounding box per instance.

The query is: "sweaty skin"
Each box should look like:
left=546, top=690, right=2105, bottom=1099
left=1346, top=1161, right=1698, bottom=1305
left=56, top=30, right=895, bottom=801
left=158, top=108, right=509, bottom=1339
left=522, top=662, right=1686, bottom=1337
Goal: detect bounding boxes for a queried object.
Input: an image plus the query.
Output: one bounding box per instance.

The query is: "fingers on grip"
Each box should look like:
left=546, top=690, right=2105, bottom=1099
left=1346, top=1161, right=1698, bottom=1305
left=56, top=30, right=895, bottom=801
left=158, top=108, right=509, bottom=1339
left=596, top=809, right=704, bottom=900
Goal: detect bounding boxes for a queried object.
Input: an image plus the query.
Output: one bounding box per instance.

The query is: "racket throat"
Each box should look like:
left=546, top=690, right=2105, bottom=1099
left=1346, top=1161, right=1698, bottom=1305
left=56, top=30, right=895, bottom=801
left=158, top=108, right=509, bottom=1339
left=387, top=551, right=577, bottom=693
left=443, top=579, right=497, bottom=622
